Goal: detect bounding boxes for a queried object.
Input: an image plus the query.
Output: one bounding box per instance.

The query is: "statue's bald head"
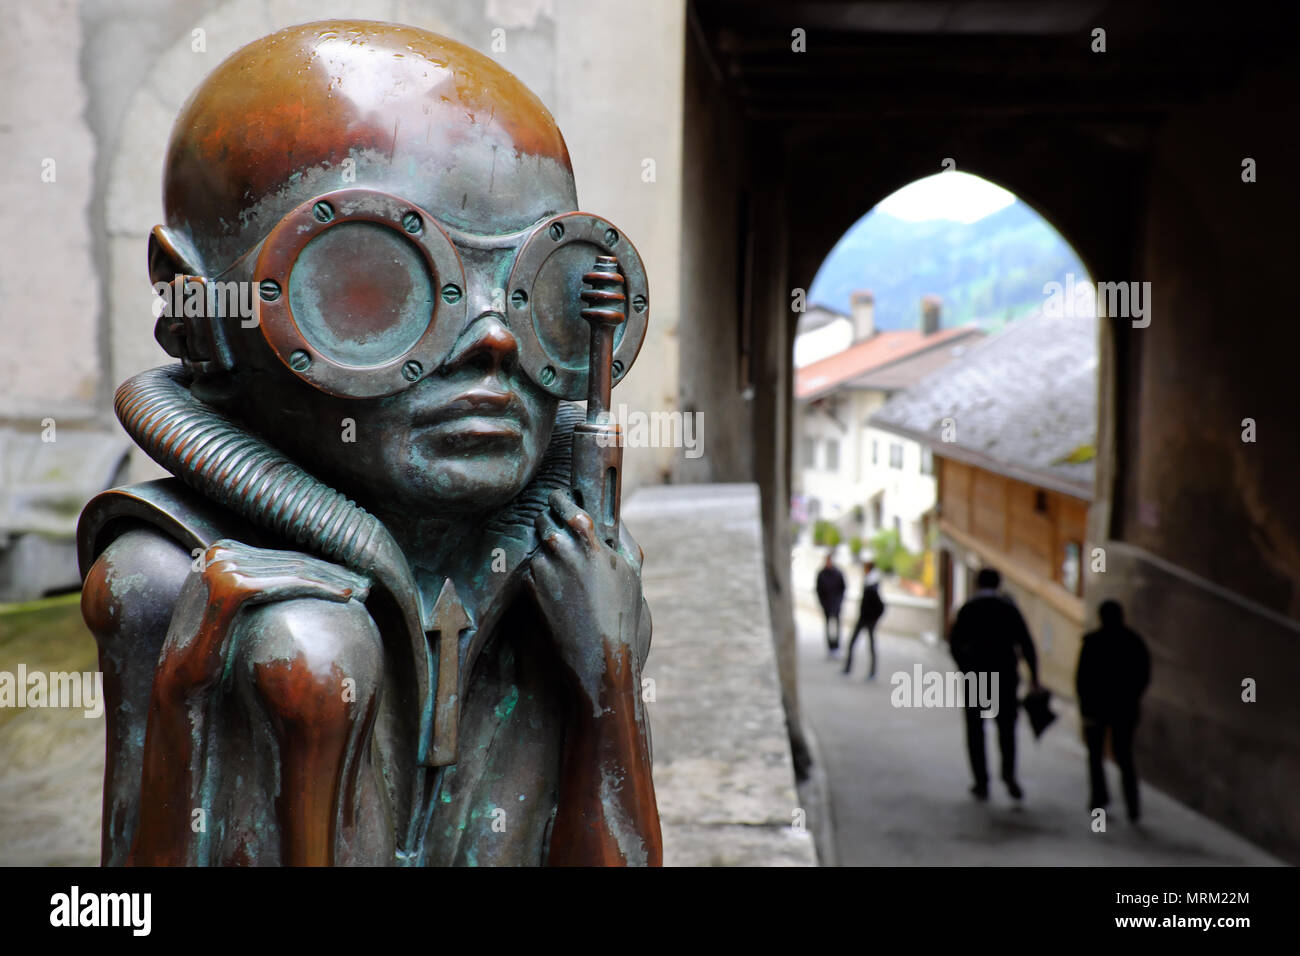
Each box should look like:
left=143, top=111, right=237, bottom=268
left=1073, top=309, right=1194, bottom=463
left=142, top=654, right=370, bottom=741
left=161, top=20, right=577, bottom=274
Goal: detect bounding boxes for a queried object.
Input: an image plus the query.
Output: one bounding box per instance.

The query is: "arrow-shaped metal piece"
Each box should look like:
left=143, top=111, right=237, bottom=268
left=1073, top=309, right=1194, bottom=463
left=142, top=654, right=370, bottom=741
left=426, top=578, right=470, bottom=766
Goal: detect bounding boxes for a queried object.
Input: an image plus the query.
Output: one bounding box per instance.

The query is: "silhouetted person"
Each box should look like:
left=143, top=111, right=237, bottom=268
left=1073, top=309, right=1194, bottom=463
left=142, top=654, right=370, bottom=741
left=816, top=551, right=847, bottom=656
left=844, top=560, right=885, bottom=679
left=1076, top=600, right=1151, bottom=822
left=948, top=567, right=1039, bottom=801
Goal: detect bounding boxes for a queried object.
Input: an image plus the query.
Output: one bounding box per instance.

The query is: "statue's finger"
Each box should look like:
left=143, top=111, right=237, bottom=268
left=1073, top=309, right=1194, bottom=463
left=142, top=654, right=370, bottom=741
left=548, top=489, right=598, bottom=552
left=532, top=513, right=575, bottom=561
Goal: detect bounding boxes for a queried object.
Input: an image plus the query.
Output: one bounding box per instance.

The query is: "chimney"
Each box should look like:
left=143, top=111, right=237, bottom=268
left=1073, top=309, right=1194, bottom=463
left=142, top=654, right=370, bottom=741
left=850, top=289, right=876, bottom=341
left=920, top=294, right=942, bottom=335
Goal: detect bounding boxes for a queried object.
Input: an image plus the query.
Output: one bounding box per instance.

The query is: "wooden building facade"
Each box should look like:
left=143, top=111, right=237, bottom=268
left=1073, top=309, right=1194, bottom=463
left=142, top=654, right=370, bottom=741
left=936, top=457, right=1090, bottom=694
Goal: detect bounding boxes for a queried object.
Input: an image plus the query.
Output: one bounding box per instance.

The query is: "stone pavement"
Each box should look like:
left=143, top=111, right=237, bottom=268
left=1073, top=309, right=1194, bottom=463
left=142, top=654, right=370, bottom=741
left=796, top=605, right=1283, bottom=866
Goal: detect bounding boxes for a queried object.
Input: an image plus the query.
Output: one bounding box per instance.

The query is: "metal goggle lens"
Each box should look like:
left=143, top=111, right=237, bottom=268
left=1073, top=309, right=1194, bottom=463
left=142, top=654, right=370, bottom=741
left=249, top=188, right=648, bottom=401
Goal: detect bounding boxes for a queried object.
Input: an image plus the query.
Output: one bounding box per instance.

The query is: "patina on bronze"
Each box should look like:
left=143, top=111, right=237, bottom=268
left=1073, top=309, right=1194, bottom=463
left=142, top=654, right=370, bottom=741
left=76, top=20, right=661, bottom=866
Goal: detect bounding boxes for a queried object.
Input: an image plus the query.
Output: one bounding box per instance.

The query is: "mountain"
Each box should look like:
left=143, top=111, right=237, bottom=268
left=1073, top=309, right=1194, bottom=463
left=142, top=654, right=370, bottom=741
left=807, top=201, right=1086, bottom=332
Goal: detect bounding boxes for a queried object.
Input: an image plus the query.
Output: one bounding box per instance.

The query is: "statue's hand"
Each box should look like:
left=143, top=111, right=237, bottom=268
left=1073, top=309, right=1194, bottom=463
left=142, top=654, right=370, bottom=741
left=160, top=539, right=371, bottom=697
left=196, top=539, right=370, bottom=607
left=524, top=489, right=644, bottom=696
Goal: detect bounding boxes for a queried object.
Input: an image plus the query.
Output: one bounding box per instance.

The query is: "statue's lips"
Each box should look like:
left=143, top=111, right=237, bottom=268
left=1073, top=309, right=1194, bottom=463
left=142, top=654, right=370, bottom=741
left=412, top=388, right=524, bottom=445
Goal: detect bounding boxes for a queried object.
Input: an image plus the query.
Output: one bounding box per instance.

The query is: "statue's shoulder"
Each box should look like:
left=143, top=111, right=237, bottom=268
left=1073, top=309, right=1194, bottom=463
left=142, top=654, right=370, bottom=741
left=77, top=477, right=263, bottom=580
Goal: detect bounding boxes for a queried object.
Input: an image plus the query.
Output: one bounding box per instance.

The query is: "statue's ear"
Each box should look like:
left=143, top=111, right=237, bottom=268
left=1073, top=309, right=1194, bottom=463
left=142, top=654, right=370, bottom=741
left=149, top=226, right=207, bottom=361
left=147, top=225, right=202, bottom=286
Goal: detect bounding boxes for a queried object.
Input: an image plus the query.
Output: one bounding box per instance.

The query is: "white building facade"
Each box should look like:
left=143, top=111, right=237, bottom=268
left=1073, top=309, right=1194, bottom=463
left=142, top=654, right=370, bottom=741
left=793, top=293, right=980, bottom=556
left=797, top=392, right=935, bottom=553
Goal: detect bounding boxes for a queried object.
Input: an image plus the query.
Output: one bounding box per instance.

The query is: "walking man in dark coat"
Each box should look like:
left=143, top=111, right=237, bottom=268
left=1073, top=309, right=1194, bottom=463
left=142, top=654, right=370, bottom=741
left=1076, top=600, right=1151, bottom=822
left=815, top=551, right=847, bottom=655
left=948, top=567, right=1039, bottom=801
left=844, top=560, right=885, bottom=679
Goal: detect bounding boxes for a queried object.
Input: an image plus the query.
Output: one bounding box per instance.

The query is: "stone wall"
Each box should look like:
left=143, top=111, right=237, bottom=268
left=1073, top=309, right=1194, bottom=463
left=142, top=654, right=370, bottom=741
left=1087, top=54, right=1300, bottom=863
left=1090, top=544, right=1300, bottom=860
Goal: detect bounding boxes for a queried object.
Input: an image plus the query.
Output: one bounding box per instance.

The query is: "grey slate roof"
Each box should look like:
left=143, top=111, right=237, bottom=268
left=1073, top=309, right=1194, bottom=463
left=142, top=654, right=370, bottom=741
left=869, top=309, right=1098, bottom=498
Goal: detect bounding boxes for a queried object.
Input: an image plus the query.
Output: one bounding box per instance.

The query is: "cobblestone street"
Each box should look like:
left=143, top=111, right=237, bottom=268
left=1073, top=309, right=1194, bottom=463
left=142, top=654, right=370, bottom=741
left=796, top=605, right=1281, bottom=866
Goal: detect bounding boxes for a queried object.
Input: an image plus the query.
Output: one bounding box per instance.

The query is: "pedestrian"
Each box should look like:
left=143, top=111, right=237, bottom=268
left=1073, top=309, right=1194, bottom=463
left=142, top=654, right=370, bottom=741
left=948, top=567, right=1039, bottom=801
left=1076, top=600, right=1151, bottom=822
left=844, top=560, right=885, bottom=679
left=815, top=550, right=847, bottom=656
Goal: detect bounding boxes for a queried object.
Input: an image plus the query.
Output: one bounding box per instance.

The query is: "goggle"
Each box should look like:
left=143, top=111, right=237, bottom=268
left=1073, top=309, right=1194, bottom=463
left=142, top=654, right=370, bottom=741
left=158, top=187, right=648, bottom=401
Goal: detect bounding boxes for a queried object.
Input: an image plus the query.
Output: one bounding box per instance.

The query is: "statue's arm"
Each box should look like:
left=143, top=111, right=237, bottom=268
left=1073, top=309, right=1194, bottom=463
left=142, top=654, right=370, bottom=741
left=82, top=528, right=194, bottom=863
left=89, top=538, right=373, bottom=866
left=525, top=490, right=662, bottom=866
left=127, top=558, right=240, bottom=865
left=546, top=625, right=661, bottom=866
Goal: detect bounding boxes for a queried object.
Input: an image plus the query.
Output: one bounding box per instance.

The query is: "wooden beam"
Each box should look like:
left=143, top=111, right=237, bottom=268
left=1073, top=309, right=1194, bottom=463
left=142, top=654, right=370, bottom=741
left=941, top=518, right=1086, bottom=625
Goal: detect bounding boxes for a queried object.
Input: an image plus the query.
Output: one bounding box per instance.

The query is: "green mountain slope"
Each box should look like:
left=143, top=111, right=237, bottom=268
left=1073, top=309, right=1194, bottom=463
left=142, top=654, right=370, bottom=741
left=809, top=201, right=1087, bottom=332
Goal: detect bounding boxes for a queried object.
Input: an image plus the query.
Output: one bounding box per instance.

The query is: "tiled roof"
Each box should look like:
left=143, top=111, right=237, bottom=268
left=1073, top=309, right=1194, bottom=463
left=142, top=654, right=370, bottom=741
left=846, top=335, right=983, bottom=392
left=869, top=309, right=1098, bottom=498
left=794, top=325, right=984, bottom=400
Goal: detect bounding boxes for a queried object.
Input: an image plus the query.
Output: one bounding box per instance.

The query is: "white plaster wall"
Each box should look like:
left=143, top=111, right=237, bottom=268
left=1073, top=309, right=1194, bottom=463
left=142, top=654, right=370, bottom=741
left=793, top=317, right=853, bottom=368
left=0, top=0, right=101, bottom=422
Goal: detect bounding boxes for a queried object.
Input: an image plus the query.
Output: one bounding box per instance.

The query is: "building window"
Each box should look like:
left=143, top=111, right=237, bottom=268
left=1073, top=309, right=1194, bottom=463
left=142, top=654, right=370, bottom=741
left=871, top=439, right=879, bottom=465
left=825, top=438, right=840, bottom=472
left=870, top=495, right=883, bottom=530
left=920, top=447, right=934, bottom=475
left=1034, top=489, right=1048, bottom=513
left=1062, top=540, right=1082, bottom=596
left=889, top=443, right=904, bottom=469
left=802, top=436, right=817, bottom=469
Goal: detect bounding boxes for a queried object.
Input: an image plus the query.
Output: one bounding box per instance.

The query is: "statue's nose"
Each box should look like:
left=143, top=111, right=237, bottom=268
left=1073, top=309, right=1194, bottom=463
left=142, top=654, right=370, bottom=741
left=442, top=312, right=518, bottom=375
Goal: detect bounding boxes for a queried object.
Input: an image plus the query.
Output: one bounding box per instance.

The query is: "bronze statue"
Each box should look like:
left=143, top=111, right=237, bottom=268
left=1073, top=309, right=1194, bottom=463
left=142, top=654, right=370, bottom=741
left=76, top=20, right=660, bottom=866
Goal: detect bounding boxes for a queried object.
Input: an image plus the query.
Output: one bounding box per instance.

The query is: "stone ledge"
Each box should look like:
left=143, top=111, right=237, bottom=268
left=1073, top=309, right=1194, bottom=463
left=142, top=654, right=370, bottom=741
left=624, top=482, right=817, bottom=866
left=662, top=822, right=816, bottom=867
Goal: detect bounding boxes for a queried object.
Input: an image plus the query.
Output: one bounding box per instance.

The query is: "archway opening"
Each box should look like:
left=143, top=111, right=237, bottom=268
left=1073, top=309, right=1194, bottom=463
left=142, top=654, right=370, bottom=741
left=792, top=172, right=1102, bottom=858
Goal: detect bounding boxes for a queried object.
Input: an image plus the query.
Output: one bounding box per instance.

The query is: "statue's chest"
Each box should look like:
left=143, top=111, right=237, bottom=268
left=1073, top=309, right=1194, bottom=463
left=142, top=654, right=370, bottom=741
left=419, top=601, right=568, bottom=866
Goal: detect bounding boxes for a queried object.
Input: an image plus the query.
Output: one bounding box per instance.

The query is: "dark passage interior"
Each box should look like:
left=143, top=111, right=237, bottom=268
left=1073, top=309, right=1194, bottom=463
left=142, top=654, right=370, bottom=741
left=675, top=0, right=1300, bottom=860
